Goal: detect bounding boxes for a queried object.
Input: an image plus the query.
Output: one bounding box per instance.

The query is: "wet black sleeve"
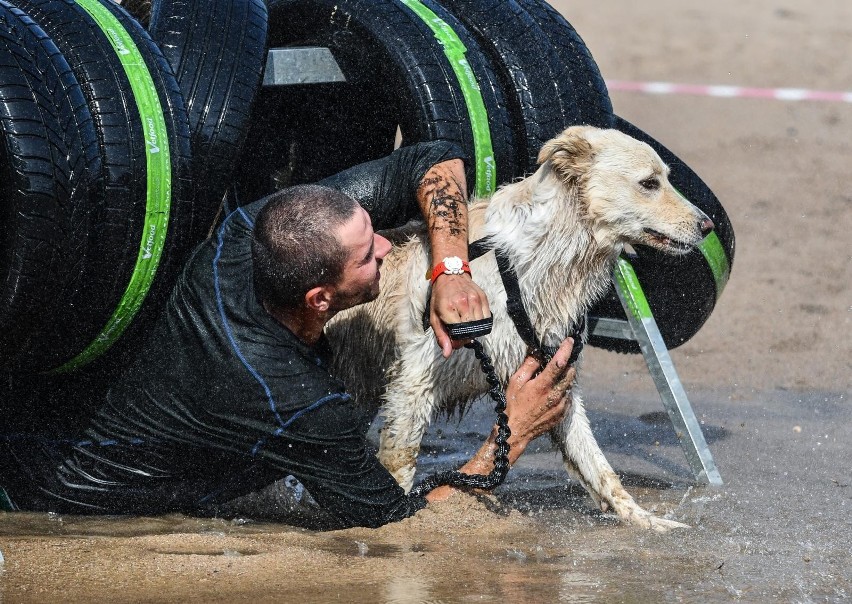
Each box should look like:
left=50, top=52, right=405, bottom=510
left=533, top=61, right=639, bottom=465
left=318, top=141, right=468, bottom=230
left=253, top=396, right=427, bottom=529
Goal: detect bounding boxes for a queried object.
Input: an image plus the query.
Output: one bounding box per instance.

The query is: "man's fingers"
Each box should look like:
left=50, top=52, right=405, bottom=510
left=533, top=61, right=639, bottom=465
left=547, top=392, right=570, bottom=414
left=464, top=288, right=490, bottom=322
left=443, top=292, right=485, bottom=322
left=538, top=338, right=575, bottom=384
left=511, top=354, right=544, bottom=387
left=510, top=338, right=577, bottom=394
left=555, top=366, right=577, bottom=393
left=553, top=337, right=575, bottom=368
left=431, top=318, right=453, bottom=358
left=433, top=275, right=491, bottom=322
left=553, top=393, right=571, bottom=422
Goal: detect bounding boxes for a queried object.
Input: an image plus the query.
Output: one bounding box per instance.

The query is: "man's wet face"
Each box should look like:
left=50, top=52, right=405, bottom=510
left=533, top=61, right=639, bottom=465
left=329, top=207, right=391, bottom=310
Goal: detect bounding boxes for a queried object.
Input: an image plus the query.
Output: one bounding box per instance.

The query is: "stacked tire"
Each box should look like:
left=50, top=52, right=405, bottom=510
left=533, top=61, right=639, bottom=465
left=236, top=0, right=613, bottom=201
left=0, top=0, right=268, bottom=428
left=237, top=0, right=733, bottom=351
left=1, top=0, right=734, bottom=428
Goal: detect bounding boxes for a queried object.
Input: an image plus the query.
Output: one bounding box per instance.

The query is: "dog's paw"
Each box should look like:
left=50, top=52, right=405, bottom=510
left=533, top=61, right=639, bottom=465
left=625, top=510, right=690, bottom=533
left=377, top=442, right=419, bottom=491
left=642, top=515, right=690, bottom=533
left=392, top=466, right=418, bottom=494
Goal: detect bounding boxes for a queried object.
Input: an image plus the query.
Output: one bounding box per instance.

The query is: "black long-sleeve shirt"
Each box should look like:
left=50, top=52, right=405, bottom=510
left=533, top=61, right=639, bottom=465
left=1, top=141, right=466, bottom=528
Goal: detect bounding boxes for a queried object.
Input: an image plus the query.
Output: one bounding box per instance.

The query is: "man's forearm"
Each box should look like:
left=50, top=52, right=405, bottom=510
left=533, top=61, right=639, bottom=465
left=424, top=425, right=528, bottom=503
left=419, top=157, right=490, bottom=357
left=417, top=158, right=469, bottom=261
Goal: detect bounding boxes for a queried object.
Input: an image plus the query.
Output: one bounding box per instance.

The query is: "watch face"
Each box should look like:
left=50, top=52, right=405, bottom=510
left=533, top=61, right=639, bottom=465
left=444, top=256, right=464, bottom=272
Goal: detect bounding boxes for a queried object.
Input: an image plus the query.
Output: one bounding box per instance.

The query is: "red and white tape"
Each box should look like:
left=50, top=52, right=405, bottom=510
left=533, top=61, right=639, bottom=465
left=606, top=80, right=852, bottom=104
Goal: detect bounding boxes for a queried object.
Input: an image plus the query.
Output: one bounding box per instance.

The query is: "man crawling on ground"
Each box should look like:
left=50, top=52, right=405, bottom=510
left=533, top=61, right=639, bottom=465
left=0, top=142, right=576, bottom=528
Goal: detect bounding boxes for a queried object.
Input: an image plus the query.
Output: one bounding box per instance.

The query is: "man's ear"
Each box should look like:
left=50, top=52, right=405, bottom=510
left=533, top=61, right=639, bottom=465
left=305, top=285, right=333, bottom=312
left=537, top=125, right=595, bottom=184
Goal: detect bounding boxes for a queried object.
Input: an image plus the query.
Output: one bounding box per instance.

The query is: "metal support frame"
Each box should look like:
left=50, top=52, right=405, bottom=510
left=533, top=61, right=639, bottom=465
left=591, top=258, right=723, bottom=485
left=263, top=48, right=346, bottom=86
left=262, top=47, right=723, bottom=486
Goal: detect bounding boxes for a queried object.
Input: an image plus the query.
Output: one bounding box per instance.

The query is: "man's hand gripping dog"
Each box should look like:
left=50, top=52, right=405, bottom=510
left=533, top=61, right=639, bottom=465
left=425, top=337, right=576, bottom=502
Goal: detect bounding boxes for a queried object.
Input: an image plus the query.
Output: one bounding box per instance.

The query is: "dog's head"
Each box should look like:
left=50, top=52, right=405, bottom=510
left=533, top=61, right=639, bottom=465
left=538, top=126, right=713, bottom=255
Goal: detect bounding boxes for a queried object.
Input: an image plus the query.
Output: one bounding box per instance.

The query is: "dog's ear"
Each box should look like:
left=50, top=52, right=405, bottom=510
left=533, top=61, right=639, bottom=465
left=537, top=127, right=595, bottom=185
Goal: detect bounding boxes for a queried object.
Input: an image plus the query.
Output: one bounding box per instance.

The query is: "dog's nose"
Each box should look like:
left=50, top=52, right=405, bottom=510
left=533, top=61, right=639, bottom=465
left=699, top=217, right=714, bottom=235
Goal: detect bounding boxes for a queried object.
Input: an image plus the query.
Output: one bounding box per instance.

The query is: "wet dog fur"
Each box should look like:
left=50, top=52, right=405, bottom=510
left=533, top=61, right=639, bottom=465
left=326, top=125, right=713, bottom=532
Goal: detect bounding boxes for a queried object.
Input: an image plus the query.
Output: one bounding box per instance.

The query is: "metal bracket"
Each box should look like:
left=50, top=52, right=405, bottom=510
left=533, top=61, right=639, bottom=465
left=262, top=47, right=346, bottom=86
left=589, top=259, right=723, bottom=486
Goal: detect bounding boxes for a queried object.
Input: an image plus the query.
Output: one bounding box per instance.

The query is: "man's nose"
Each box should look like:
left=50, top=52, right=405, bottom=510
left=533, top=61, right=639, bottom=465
left=375, top=234, right=392, bottom=259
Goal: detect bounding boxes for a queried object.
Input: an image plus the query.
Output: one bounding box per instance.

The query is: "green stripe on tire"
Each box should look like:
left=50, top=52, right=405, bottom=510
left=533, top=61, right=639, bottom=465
left=398, top=0, right=496, bottom=197
left=615, top=231, right=730, bottom=324
left=698, top=231, right=730, bottom=300
left=53, top=0, right=171, bottom=373
left=614, top=257, right=653, bottom=321
left=674, top=187, right=730, bottom=301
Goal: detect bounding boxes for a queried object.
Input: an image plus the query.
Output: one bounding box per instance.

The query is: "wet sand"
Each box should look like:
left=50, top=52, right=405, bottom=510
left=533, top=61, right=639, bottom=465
left=1, top=388, right=848, bottom=602
left=2, top=0, right=851, bottom=601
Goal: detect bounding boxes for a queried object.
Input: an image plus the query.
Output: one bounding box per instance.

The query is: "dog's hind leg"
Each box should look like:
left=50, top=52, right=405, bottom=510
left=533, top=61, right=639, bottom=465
left=378, top=420, right=423, bottom=493
left=552, top=392, right=689, bottom=532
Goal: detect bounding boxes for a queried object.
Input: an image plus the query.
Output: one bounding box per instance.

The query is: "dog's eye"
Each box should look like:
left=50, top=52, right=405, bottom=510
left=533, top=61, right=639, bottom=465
left=640, top=177, right=660, bottom=191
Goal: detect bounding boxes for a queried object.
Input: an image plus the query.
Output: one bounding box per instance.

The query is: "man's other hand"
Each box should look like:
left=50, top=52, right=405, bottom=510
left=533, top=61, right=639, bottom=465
left=423, top=337, right=576, bottom=503
left=504, top=337, right=577, bottom=459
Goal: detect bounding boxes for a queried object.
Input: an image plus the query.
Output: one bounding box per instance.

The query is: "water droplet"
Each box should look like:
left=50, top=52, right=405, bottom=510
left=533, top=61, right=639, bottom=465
left=506, top=548, right=527, bottom=562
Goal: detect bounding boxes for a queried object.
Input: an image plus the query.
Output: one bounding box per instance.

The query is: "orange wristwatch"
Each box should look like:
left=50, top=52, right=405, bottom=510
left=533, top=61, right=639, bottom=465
left=428, top=256, right=471, bottom=283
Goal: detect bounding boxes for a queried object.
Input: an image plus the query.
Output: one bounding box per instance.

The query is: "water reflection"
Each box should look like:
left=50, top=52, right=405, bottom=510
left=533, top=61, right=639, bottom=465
left=383, top=575, right=433, bottom=604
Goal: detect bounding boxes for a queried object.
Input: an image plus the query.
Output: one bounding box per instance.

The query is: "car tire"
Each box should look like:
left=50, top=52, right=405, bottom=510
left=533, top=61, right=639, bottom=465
left=515, top=0, right=612, bottom=128
left=9, top=0, right=194, bottom=374
left=436, top=0, right=585, bottom=175
left=236, top=0, right=517, bottom=203
left=0, top=1, right=98, bottom=370
left=148, top=0, right=268, bottom=229
left=587, top=115, right=735, bottom=353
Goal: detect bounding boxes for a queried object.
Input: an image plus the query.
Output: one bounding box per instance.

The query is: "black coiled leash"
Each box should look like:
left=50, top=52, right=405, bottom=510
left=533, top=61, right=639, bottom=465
left=409, top=337, right=512, bottom=498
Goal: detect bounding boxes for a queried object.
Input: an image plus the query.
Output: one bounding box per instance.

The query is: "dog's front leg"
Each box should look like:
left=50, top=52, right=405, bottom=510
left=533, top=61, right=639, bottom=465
left=553, top=392, right=689, bottom=532
left=377, top=354, right=443, bottom=493
left=550, top=392, right=619, bottom=511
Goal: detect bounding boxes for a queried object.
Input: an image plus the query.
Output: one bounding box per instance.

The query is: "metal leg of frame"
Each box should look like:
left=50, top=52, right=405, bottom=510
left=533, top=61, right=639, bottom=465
left=589, top=259, right=723, bottom=486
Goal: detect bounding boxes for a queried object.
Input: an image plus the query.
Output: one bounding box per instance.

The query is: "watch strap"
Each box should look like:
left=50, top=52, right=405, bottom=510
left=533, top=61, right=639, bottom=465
left=428, top=257, right=471, bottom=283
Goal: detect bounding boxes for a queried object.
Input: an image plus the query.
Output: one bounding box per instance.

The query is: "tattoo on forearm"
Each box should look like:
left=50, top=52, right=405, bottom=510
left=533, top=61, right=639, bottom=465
left=420, top=173, right=467, bottom=237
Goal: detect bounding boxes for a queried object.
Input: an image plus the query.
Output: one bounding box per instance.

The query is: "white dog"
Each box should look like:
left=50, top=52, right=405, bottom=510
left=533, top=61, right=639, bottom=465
left=327, top=126, right=713, bottom=532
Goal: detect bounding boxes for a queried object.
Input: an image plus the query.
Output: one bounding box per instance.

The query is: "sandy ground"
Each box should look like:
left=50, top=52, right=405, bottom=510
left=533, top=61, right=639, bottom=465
left=1, top=0, right=850, bottom=601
